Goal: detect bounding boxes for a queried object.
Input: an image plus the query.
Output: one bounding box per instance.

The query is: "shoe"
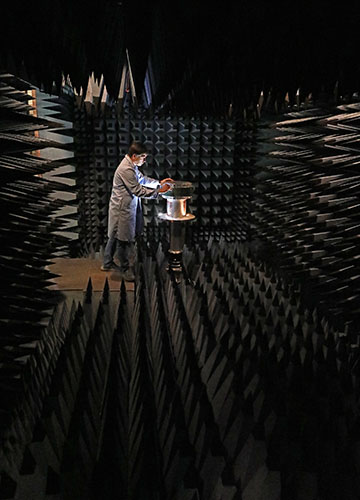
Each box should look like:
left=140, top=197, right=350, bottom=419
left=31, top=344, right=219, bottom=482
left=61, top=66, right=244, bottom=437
left=123, top=269, right=135, bottom=282
left=101, top=262, right=120, bottom=271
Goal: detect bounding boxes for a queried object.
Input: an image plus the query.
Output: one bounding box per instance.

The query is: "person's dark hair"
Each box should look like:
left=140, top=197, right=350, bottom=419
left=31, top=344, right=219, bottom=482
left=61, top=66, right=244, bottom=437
left=128, top=141, right=148, bottom=157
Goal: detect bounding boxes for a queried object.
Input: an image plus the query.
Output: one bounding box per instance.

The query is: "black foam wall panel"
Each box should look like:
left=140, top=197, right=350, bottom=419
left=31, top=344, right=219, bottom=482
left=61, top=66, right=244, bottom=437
left=253, top=101, right=360, bottom=334
left=73, top=105, right=253, bottom=254
left=0, top=74, right=79, bottom=496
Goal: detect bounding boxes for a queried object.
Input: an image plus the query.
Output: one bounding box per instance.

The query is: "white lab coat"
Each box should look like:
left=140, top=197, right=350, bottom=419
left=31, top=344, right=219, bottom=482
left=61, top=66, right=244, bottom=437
left=107, top=155, right=160, bottom=241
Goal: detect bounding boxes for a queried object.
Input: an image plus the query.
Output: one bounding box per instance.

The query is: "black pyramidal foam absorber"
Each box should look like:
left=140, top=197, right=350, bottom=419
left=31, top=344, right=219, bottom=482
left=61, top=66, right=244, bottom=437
left=2, top=238, right=359, bottom=499
left=35, top=93, right=79, bottom=257
left=126, top=238, right=359, bottom=499
left=3, top=78, right=360, bottom=497
left=0, top=75, right=78, bottom=479
left=253, top=101, right=360, bottom=332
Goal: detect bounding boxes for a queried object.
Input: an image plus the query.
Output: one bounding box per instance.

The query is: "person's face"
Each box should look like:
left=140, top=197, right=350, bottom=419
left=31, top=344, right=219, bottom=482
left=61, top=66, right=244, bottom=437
left=132, top=153, right=147, bottom=166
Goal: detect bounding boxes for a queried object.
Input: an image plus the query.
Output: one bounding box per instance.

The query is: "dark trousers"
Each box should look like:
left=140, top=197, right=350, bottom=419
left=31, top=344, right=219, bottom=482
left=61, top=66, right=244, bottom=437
left=103, top=234, right=135, bottom=271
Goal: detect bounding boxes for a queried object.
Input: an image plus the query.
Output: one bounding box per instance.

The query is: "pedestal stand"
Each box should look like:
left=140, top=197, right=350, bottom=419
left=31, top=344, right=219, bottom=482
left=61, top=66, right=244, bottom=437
left=158, top=182, right=195, bottom=278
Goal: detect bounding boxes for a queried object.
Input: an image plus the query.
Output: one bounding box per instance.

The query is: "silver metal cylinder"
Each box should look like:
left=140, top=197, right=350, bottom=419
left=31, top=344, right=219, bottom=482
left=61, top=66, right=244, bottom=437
left=167, top=198, right=187, bottom=218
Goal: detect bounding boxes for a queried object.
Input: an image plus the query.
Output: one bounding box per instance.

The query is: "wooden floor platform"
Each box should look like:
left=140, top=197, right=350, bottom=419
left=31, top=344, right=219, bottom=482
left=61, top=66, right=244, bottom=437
left=47, top=257, right=135, bottom=292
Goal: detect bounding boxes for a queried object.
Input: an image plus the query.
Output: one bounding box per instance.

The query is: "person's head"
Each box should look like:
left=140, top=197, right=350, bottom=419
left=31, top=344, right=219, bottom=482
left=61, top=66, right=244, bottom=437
left=128, top=141, right=148, bottom=166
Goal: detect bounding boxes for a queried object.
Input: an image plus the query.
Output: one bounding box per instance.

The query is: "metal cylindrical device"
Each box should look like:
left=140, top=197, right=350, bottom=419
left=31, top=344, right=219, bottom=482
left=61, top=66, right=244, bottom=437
left=167, top=198, right=187, bottom=219
left=158, top=181, right=195, bottom=274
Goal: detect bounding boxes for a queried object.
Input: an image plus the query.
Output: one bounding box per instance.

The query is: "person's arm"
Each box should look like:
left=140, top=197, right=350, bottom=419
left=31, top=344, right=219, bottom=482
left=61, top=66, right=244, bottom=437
left=137, top=168, right=175, bottom=194
left=137, top=169, right=161, bottom=189
left=117, top=163, right=158, bottom=198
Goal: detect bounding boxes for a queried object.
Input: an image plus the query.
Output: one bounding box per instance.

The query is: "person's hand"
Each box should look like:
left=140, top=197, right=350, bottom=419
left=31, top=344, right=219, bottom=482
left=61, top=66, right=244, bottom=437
left=159, top=178, right=174, bottom=193
left=159, top=182, right=172, bottom=193
left=160, top=178, right=174, bottom=185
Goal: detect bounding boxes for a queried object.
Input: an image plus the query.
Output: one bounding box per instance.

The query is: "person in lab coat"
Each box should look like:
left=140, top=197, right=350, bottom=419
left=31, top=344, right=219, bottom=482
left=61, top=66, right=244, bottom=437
left=101, top=141, right=173, bottom=281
